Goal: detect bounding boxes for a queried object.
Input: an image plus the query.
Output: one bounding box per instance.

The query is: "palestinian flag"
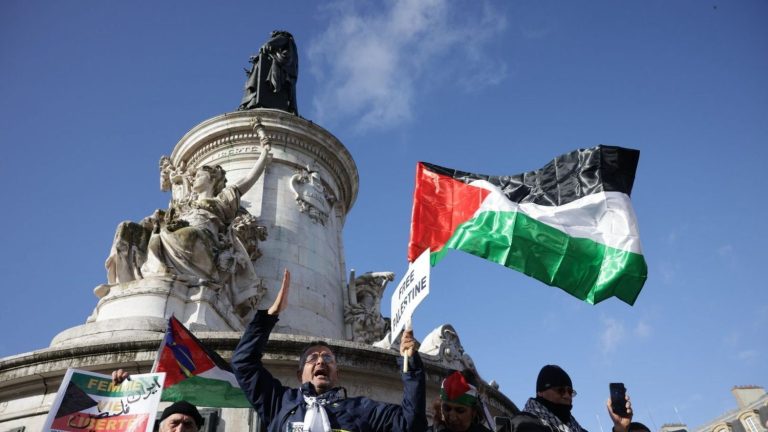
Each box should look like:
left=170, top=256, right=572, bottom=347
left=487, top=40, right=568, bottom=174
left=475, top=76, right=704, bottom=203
left=152, top=316, right=251, bottom=407
left=408, top=145, right=647, bottom=305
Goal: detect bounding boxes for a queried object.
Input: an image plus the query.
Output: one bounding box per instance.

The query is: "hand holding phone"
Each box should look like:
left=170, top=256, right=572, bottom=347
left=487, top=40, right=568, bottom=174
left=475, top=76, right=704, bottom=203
left=609, top=383, right=628, bottom=417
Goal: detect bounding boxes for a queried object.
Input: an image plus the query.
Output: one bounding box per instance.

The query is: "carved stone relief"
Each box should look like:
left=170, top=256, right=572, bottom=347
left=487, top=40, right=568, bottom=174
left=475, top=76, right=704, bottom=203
left=290, top=166, right=336, bottom=225
left=344, top=271, right=394, bottom=344
left=419, top=324, right=476, bottom=371
left=232, top=212, right=268, bottom=261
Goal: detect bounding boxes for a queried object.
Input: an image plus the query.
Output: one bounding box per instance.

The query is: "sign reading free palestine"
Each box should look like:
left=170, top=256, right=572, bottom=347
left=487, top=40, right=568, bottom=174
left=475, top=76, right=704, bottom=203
left=390, top=248, right=431, bottom=342
left=43, top=368, right=165, bottom=432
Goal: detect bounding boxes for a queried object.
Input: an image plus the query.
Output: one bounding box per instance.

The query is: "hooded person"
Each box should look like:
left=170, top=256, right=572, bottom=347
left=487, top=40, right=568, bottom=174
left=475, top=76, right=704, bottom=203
left=430, top=370, right=491, bottom=432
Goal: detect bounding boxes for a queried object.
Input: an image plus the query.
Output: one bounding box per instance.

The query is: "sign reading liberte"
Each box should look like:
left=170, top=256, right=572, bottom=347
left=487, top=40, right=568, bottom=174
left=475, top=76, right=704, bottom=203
left=43, top=368, right=165, bottom=432
left=390, top=248, right=431, bottom=342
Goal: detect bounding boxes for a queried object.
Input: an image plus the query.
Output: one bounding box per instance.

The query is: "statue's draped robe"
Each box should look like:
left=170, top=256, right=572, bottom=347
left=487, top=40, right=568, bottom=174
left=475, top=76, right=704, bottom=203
left=142, top=186, right=259, bottom=309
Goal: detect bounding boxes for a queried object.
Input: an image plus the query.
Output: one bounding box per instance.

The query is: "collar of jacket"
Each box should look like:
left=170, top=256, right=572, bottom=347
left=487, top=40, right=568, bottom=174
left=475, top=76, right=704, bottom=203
left=300, top=382, right=347, bottom=403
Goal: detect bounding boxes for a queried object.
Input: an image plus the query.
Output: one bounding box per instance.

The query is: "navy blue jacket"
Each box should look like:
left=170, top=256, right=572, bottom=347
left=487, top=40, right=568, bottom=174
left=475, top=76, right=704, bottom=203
left=232, top=310, right=427, bottom=432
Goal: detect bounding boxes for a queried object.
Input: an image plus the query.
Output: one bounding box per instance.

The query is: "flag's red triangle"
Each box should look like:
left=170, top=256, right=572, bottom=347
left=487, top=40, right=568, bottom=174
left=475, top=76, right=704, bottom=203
left=408, top=162, right=490, bottom=262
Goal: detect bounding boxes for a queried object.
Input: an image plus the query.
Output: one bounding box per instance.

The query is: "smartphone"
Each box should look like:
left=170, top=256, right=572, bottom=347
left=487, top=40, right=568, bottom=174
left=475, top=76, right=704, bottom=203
left=609, top=383, right=627, bottom=416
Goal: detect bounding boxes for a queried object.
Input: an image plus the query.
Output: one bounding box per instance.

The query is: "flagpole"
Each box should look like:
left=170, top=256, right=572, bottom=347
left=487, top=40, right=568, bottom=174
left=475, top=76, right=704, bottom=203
left=402, top=318, right=412, bottom=373
left=647, top=408, right=658, bottom=432
left=151, top=316, right=172, bottom=372
left=596, top=414, right=605, bottom=432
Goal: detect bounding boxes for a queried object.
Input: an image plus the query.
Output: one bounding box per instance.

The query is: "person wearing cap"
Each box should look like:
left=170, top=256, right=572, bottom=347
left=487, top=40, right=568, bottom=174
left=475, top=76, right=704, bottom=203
left=519, top=365, right=633, bottom=432
left=232, top=269, right=427, bottom=432
left=430, top=370, right=492, bottom=432
left=111, top=370, right=204, bottom=432
left=158, top=401, right=204, bottom=432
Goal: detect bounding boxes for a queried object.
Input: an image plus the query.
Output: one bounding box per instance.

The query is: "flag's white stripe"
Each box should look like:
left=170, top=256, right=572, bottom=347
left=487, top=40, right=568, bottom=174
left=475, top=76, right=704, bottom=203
left=197, top=367, right=240, bottom=388
left=470, top=180, right=643, bottom=254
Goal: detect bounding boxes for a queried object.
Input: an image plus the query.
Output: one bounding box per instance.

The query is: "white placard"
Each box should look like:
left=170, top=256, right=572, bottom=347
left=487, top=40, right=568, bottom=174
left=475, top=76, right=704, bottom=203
left=390, top=248, right=431, bottom=342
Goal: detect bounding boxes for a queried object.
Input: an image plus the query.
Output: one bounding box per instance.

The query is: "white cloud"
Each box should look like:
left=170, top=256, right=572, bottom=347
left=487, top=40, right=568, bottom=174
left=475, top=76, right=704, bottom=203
left=634, top=320, right=651, bottom=338
left=666, top=231, right=678, bottom=245
left=736, top=350, right=758, bottom=362
left=600, top=317, right=626, bottom=355
left=723, top=331, right=741, bottom=347
left=658, top=261, right=677, bottom=284
left=308, top=0, right=507, bottom=131
left=716, top=243, right=738, bottom=268
left=718, top=244, right=734, bottom=257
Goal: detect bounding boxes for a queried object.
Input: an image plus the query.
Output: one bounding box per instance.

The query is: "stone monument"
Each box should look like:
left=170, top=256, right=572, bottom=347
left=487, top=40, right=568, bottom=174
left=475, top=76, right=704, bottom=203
left=0, top=31, right=517, bottom=431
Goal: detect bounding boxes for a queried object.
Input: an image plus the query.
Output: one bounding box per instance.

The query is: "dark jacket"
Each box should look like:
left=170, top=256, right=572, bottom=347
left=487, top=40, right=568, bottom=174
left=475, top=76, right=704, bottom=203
left=428, top=422, right=493, bottom=432
left=232, top=310, right=427, bottom=432
left=508, top=412, right=552, bottom=432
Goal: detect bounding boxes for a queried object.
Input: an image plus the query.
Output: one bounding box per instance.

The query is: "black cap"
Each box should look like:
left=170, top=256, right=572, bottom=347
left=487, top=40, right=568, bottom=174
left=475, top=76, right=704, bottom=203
left=536, top=365, right=572, bottom=392
left=159, top=401, right=204, bottom=428
left=628, top=422, right=651, bottom=432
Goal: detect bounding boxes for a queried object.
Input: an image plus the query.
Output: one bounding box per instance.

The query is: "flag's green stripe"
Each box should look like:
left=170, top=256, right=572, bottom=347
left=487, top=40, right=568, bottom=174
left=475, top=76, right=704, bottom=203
left=161, top=375, right=251, bottom=408
left=433, top=210, right=647, bottom=305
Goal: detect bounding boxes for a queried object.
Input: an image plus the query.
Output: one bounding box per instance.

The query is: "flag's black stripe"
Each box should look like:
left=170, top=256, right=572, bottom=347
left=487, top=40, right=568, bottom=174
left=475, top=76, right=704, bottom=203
left=422, top=145, right=639, bottom=206
left=56, top=381, right=98, bottom=418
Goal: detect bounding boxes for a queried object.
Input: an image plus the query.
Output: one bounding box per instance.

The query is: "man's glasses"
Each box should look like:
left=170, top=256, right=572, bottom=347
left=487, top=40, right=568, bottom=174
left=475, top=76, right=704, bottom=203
left=553, top=386, right=577, bottom=397
left=304, top=352, right=336, bottom=364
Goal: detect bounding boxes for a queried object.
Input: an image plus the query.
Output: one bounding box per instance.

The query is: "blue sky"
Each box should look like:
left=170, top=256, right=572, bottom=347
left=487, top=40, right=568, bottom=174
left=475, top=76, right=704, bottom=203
left=1, top=0, right=766, bottom=430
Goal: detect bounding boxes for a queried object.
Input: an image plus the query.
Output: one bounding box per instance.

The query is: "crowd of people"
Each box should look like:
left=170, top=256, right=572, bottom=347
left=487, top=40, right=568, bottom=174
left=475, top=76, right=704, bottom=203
left=112, top=270, right=649, bottom=432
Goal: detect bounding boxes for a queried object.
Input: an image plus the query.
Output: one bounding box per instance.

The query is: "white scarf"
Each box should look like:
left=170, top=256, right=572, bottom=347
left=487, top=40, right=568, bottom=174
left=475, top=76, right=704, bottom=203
left=302, top=395, right=331, bottom=432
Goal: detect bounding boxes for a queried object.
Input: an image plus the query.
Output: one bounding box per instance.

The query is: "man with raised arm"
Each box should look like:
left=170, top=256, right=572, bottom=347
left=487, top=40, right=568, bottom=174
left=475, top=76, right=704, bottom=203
left=232, top=269, right=427, bottom=432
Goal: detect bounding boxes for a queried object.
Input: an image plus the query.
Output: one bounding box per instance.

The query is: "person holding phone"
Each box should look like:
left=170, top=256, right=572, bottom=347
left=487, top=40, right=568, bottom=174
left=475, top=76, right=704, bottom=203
left=607, top=383, right=634, bottom=432
left=518, top=365, right=633, bottom=432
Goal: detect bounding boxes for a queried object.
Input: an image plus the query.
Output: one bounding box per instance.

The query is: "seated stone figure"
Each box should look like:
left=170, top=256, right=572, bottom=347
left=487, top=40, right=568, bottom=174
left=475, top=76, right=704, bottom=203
left=139, top=143, right=271, bottom=313
left=104, top=212, right=159, bottom=285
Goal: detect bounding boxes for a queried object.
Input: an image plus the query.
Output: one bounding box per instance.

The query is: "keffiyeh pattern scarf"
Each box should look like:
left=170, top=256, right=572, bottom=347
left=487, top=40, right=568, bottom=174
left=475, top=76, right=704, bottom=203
left=523, top=398, right=586, bottom=432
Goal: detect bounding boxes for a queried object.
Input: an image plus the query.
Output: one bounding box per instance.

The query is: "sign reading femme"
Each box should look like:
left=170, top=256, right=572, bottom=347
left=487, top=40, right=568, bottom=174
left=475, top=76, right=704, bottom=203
left=43, top=368, right=165, bottom=432
left=390, top=248, right=431, bottom=342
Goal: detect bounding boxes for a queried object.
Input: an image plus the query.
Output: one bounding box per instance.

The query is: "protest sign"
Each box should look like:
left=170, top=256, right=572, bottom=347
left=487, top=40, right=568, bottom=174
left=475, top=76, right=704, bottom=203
left=43, top=368, right=165, bottom=432
left=390, top=248, right=431, bottom=342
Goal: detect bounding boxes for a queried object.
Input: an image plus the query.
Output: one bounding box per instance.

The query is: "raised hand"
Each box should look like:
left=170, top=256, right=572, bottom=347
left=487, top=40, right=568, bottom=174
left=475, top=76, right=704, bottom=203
left=111, top=369, right=131, bottom=385
left=400, top=329, right=418, bottom=357
left=607, top=394, right=633, bottom=432
left=268, top=268, right=290, bottom=316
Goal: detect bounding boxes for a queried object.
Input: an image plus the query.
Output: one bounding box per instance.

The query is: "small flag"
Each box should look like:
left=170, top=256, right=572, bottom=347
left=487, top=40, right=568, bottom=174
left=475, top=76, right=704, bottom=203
left=153, top=317, right=251, bottom=407
left=55, top=380, right=99, bottom=418
left=408, top=145, right=647, bottom=305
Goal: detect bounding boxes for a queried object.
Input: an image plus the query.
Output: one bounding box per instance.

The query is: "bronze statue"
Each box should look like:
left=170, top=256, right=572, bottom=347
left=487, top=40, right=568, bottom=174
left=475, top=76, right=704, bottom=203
left=239, top=30, right=298, bottom=114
